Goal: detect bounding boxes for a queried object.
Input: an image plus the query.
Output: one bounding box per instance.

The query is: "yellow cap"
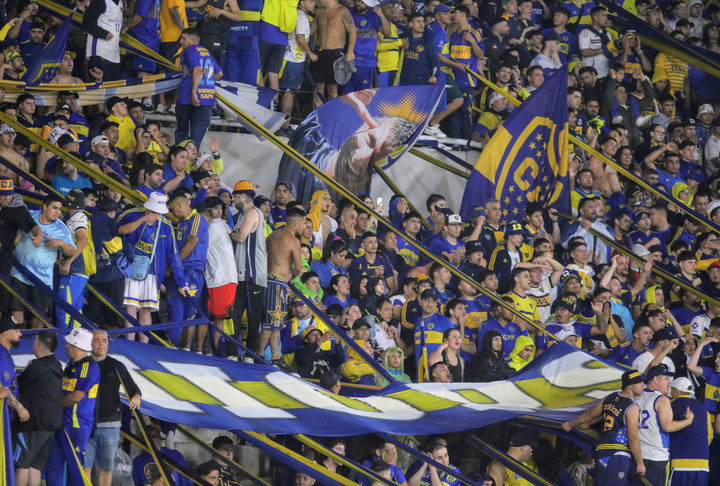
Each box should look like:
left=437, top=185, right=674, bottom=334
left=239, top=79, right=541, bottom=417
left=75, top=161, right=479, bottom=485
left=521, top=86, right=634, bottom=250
left=233, top=180, right=255, bottom=194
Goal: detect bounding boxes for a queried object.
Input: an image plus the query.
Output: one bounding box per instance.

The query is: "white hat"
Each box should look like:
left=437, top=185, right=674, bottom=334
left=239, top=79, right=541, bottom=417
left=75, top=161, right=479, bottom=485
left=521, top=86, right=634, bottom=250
left=48, top=127, right=68, bottom=144
left=361, top=0, right=379, bottom=6
left=194, top=152, right=213, bottom=168
left=91, top=135, right=109, bottom=147
left=0, top=123, right=15, bottom=135
left=697, top=104, right=714, bottom=117
left=556, top=329, right=579, bottom=341
left=671, top=377, right=694, bottom=393
left=65, top=327, right=93, bottom=352
left=488, top=91, right=506, bottom=107
left=143, top=191, right=169, bottom=214
left=447, top=214, right=463, bottom=225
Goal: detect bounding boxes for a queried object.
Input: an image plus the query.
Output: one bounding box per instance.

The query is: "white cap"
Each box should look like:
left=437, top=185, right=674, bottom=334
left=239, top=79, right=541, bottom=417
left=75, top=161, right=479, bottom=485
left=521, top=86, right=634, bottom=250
left=697, top=103, right=714, bottom=117
left=91, top=135, right=109, bottom=147
left=65, top=327, right=93, bottom=352
left=556, top=329, right=579, bottom=341
left=447, top=214, right=463, bottom=225
left=194, top=152, right=213, bottom=168
left=143, top=191, right=169, bottom=215
left=488, top=91, right=506, bottom=107
left=0, top=123, right=15, bottom=135
left=671, top=377, right=693, bottom=394
left=48, top=127, right=68, bottom=144
left=361, top=0, right=379, bottom=6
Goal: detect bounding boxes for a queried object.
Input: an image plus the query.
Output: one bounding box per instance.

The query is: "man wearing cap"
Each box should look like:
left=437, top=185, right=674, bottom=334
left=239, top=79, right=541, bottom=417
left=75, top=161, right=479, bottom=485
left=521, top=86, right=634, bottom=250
left=414, top=289, right=454, bottom=382
left=168, top=192, right=209, bottom=349
left=53, top=190, right=92, bottom=329
left=635, top=365, right=694, bottom=485
left=4, top=51, right=27, bottom=81
left=528, top=31, right=561, bottom=74
left=0, top=315, right=30, bottom=422
left=429, top=214, right=467, bottom=268
left=230, top=180, right=267, bottom=357
left=44, top=328, right=100, bottom=486
left=0, top=177, right=41, bottom=315
left=19, top=20, right=45, bottom=66
left=563, top=369, right=646, bottom=484
left=667, top=376, right=710, bottom=485
left=117, top=192, right=190, bottom=343
left=633, top=327, right=679, bottom=375
left=175, top=28, right=223, bottom=149
left=504, top=432, right=537, bottom=486
left=105, top=96, right=137, bottom=154
left=10, top=194, right=75, bottom=329
left=488, top=221, right=533, bottom=294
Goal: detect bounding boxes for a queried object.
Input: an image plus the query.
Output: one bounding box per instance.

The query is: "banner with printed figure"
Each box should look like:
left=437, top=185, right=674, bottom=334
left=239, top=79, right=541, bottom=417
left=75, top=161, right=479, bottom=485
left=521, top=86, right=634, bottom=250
left=10, top=339, right=622, bottom=436
left=276, top=86, right=444, bottom=203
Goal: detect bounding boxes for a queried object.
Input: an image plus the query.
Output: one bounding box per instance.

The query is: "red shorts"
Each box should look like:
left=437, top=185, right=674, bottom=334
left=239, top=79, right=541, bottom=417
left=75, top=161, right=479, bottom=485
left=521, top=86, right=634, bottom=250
left=208, top=282, right=237, bottom=319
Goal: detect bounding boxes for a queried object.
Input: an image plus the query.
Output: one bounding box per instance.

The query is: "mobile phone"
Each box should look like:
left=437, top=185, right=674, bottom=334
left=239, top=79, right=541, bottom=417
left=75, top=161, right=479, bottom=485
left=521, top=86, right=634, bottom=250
left=376, top=197, right=383, bottom=206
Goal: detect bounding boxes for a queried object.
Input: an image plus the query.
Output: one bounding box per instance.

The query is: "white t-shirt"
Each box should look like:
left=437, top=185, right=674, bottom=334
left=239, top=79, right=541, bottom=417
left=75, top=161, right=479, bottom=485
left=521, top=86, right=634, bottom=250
left=632, top=351, right=675, bottom=375
left=65, top=211, right=88, bottom=276
left=705, top=134, right=720, bottom=170
left=205, top=218, right=238, bottom=288
left=526, top=277, right=557, bottom=324
left=578, top=28, right=610, bottom=77
left=285, top=9, right=310, bottom=63
left=690, top=313, right=711, bottom=338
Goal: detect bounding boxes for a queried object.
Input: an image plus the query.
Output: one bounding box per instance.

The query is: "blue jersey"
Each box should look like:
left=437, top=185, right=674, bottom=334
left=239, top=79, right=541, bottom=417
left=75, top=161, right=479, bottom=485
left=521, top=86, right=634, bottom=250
left=607, top=342, right=648, bottom=367
left=429, top=237, right=466, bottom=267
left=669, top=396, right=709, bottom=467
left=396, top=235, right=421, bottom=267
left=11, top=210, right=75, bottom=287
left=162, top=163, right=194, bottom=191
left=175, top=209, right=208, bottom=271
left=414, top=312, right=454, bottom=371
left=62, top=356, right=100, bottom=429
left=597, top=391, right=637, bottom=451
left=542, top=28, right=576, bottom=62
left=461, top=297, right=484, bottom=360
left=0, top=346, right=14, bottom=388
left=399, top=34, right=439, bottom=86
left=449, top=27, right=483, bottom=87
left=479, top=319, right=528, bottom=357
left=350, top=7, right=382, bottom=67
left=535, top=321, right=593, bottom=350
left=178, top=45, right=221, bottom=105
left=406, top=461, right=461, bottom=486
left=359, top=460, right=407, bottom=486
left=310, top=259, right=347, bottom=287
left=348, top=255, right=393, bottom=281
left=701, top=367, right=720, bottom=417
left=131, top=0, right=161, bottom=43
left=321, top=294, right=356, bottom=309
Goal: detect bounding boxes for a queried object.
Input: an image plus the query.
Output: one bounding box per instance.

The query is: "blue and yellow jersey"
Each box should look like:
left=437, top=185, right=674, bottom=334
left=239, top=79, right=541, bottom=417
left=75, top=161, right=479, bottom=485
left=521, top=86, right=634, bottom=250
left=507, top=291, right=540, bottom=323
left=414, top=312, right=454, bottom=381
left=62, top=356, right=100, bottom=429
left=701, top=366, right=720, bottom=420
left=376, top=22, right=401, bottom=73
left=426, top=20, right=452, bottom=75
left=560, top=0, right=594, bottom=27
left=669, top=395, right=712, bottom=468
left=175, top=209, right=209, bottom=271
left=449, top=27, right=483, bottom=87
left=597, top=390, right=637, bottom=451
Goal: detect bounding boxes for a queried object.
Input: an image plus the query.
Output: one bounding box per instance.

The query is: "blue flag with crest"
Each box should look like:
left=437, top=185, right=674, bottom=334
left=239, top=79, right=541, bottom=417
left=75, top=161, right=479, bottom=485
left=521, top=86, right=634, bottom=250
left=460, top=70, right=570, bottom=223
left=23, top=13, right=72, bottom=84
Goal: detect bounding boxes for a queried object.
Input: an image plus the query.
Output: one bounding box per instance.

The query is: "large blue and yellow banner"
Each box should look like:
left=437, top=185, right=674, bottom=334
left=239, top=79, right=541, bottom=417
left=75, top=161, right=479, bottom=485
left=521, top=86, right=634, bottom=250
left=11, top=339, right=621, bottom=436
left=23, top=13, right=72, bottom=83
left=460, top=68, right=569, bottom=223
left=276, top=86, right=444, bottom=203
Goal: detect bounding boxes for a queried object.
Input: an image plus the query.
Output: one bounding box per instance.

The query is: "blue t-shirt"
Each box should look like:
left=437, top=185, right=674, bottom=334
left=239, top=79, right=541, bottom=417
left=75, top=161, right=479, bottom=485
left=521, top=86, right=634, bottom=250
left=348, top=254, right=393, bottom=281
left=175, top=209, right=208, bottom=271
left=429, top=236, right=466, bottom=267
left=0, top=346, right=14, bottom=388
left=405, top=461, right=462, bottom=486
left=51, top=174, right=93, bottom=196
left=62, top=356, right=100, bottom=429
left=350, top=7, right=382, bottom=67
left=131, top=0, right=161, bottom=43
left=178, top=45, right=221, bottom=106
left=607, top=342, right=647, bottom=367
left=310, top=259, right=346, bottom=287
left=162, top=164, right=194, bottom=191
left=479, top=319, right=528, bottom=357
left=12, top=210, right=76, bottom=286
left=321, top=294, right=357, bottom=309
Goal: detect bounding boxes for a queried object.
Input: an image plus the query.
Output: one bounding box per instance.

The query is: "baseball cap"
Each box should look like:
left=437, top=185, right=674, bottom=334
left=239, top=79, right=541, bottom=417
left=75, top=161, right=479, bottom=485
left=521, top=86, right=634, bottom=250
left=0, top=177, right=14, bottom=196
left=670, top=377, right=693, bottom=394
left=488, top=91, right=506, bottom=107
left=253, top=195, right=270, bottom=207
left=652, top=327, right=678, bottom=343
left=447, top=214, right=462, bottom=225
left=553, top=296, right=576, bottom=313
left=543, top=31, right=560, bottom=42
left=106, top=96, right=126, bottom=112
left=621, top=369, right=644, bottom=388
left=360, top=0, right=379, bottom=6
left=195, top=152, right=213, bottom=168
left=633, top=210, right=650, bottom=225
left=233, top=180, right=256, bottom=195
left=66, top=189, right=86, bottom=210
left=5, top=51, right=21, bottom=63
left=65, top=327, right=93, bottom=352
left=191, top=170, right=212, bottom=185
left=676, top=18, right=694, bottom=27
left=352, top=319, right=371, bottom=330
left=301, top=325, right=323, bottom=341
left=92, top=135, right=110, bottom=147
left=556, top=329, right=579, bottom=341
left=709, top=261, right=720, bottom=271
left=63, top=50, right=76, bottom=59
left=465, top=240, right=484, bottom=255
left=57, top=133, right=78, bottom=147
left=55, top=103, right=73, bottom=113
left=58, top=90, right=79, bottom=99
left=0, top=123, right=15, bottom=135
left=505, top=221, right=524, bottom=236
left=647, top=364, right=674, bottom=381
left=434, top=3, right=451, bottom=13
left=420, top=289, right=437, bottom=300
left=0, top=315, right=22, bottom=333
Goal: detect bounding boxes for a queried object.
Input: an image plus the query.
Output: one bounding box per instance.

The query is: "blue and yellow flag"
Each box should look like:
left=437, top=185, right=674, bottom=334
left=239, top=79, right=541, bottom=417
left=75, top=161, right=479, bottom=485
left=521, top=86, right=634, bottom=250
left=460, top=70, right=569, bottom=223
left=22, top=13, right=72, bottom=84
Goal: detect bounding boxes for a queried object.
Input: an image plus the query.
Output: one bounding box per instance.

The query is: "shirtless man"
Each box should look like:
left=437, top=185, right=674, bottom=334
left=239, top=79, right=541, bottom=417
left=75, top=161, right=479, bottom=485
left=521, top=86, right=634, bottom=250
left=310, top=0, right=357, bottom=101
left=260, top=207, right=305, bottom=369
left=0, top=125, right=30, bottom=186
left=49, top=52, right=83, bottom=84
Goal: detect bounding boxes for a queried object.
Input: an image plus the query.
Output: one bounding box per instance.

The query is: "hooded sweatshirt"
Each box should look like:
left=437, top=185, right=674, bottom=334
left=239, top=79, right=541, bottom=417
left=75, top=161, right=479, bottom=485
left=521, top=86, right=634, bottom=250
left=378, top=346, right=411, bottom=387
left=342, top=339, right=379, bottom=387
left=508, top=335, right=536, bottom=371
left=465, top=329, right=515, bottom=382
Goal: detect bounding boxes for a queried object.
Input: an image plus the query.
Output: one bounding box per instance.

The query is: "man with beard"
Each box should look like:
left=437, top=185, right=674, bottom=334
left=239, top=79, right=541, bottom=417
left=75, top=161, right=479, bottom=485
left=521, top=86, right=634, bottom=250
left=0, top=315, right=30, bottom=421
left=134, top=164, right=165, bottom=198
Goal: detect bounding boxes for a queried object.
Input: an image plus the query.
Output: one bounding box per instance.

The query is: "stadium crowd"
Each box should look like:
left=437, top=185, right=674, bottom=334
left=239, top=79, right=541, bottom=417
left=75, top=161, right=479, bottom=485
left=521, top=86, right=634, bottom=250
left=0, top=0, right=720, bottom=483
